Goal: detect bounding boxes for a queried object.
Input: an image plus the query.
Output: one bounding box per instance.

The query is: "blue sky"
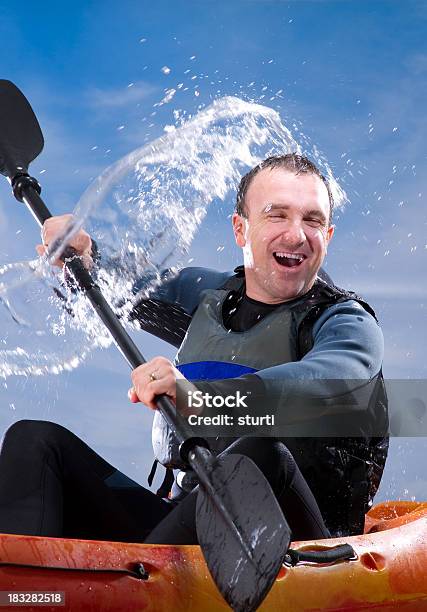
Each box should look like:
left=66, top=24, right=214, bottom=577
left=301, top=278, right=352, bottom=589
left=0, top=0, right=426, bottom=501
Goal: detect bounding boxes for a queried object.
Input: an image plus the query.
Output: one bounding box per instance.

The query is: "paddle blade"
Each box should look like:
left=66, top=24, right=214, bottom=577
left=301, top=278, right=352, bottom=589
left=196, top=454, right=291, bottom=612
left=0, top=80, right=44, bottom=178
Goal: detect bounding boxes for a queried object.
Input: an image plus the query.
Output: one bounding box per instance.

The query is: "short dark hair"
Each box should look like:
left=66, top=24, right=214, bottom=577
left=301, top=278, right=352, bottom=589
left=235, top=153, right=334, bottom=225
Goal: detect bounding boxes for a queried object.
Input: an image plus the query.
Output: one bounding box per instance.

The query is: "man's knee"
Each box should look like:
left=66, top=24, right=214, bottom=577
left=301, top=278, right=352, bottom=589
left=225, top=437, right=288, bottom=464
left=2, top=419, right=69, bottom=450
left=223, top=437, right=296, bottom=489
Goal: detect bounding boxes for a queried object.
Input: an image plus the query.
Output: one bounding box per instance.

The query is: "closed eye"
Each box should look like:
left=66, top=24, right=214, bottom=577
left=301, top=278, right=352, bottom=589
left=304, top=217, right=325, bottom=228
left=267, top=212, right=288, bottom=221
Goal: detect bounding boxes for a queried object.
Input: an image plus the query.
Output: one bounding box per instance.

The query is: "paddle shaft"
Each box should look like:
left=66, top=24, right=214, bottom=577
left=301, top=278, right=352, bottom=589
left=13, top=174, right=200, bottom=452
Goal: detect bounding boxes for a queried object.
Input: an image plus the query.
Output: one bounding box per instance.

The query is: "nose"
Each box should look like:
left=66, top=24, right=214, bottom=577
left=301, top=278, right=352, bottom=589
left=281, top=220, right=306, bottom=247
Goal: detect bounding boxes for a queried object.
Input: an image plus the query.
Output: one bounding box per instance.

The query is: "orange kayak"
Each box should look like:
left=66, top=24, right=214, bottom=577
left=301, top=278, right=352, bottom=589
left=0, top=501, right=426, bottom=611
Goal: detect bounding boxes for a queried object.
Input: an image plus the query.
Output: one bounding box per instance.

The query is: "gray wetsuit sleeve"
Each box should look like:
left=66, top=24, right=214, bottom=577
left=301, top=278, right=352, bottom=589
left=260, top=300, right=383, bottom=382
left=129, top=267, right=233, bottom=347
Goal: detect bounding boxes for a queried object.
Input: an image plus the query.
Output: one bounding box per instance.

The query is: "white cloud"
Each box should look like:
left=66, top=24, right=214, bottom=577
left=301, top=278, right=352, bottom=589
left=86, top=81, right=159, bottom=110
left=355, top=283, right=427, bottom=300
left=244, top=0, right=390, bottom=3
left=0, top=196, right=9, bottom=235
left=404, top=53, right=427, bottom=75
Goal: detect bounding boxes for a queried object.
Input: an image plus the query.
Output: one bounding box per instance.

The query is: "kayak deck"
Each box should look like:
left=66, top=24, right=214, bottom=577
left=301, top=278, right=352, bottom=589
left=0, top=501, right=426, bottom=611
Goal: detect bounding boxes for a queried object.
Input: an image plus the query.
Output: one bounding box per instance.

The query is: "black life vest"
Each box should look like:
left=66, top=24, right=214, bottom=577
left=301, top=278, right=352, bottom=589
left=219, top=268, right=389, bottom=537
left=151, top=267, right=389, bottom=536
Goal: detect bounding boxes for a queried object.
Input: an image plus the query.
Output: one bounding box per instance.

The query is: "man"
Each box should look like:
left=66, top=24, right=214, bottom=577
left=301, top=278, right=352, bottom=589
left=0, top=154, right=388, bottom=542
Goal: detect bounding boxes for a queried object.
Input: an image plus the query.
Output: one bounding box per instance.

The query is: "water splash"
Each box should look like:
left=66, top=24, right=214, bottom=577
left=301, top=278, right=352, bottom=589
left=0, top=96, right=346, bottom=378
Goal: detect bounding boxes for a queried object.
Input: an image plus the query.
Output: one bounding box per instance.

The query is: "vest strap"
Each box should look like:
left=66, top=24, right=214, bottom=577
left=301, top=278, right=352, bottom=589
left=157, top=468, right=175, bottom=498
left=148, top=459, right=176, bottom=498
left=147, top=459, right=158, bottom=487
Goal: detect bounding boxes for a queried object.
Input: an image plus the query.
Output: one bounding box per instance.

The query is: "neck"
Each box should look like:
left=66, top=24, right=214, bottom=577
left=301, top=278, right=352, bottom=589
left=245, top=287, right=294, bottom=305
left=244, top=274, right=316, bottom=305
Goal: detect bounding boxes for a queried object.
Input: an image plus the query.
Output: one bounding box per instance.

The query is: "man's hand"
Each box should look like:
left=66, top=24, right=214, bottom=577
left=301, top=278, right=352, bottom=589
left=35, top=214, right=93, bottom=269
left=129, top=356, right=202, bottom=416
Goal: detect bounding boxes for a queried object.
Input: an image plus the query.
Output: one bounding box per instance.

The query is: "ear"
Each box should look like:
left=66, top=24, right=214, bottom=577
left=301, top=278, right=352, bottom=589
left=326, top=224, right=335, bottom=245
left=232, top=213, right=246, bottom=248
left=326, top=225, right=335, bottom=248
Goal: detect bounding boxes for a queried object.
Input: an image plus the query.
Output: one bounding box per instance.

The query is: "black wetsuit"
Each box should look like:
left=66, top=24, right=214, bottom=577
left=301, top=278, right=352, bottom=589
left=0, top=295, right=330, bottom=543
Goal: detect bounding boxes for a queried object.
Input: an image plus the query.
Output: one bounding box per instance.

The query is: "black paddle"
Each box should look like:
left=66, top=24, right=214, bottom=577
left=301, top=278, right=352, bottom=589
left=0, top=80, right=290, bottom=612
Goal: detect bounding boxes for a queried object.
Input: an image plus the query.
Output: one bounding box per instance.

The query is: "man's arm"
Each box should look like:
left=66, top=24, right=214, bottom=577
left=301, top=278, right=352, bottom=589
left=129, top=267, right=234, bottom=347
left=261, top=300, right=383, bottom=382
left=37, top=214, right=234, bottom=346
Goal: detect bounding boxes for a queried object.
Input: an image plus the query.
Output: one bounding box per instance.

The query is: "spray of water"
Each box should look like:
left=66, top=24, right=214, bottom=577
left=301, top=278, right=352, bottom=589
left=0, top=96, right=346, bottom=378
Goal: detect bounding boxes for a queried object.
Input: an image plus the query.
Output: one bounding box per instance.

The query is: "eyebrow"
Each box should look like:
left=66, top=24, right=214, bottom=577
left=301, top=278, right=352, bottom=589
left=263, top=203, right=327, bottom=223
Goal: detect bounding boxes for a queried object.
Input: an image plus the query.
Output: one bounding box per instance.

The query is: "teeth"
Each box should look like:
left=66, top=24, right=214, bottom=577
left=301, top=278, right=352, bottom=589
left=275, top=252, right=304, bottom=261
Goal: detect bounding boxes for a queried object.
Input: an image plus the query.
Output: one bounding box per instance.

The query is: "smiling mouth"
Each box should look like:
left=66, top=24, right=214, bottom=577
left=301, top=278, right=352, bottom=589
left=273, top=252, right=306, bottom=268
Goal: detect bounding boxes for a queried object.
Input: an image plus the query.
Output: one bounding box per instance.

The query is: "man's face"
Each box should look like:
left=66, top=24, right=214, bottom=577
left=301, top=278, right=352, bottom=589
left=232, top=168, right=334, bottom=303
